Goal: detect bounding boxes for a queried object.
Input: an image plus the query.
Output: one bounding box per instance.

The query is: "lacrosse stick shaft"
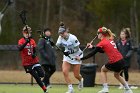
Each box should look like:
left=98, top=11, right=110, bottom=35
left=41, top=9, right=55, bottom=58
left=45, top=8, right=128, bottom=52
left=55, top=45, right=73, bottom=60
left=19, top=10, right=33, bottom=55
left=79, top=35, right=97, bottom=56
left=84, top=35, right=97, bottom=51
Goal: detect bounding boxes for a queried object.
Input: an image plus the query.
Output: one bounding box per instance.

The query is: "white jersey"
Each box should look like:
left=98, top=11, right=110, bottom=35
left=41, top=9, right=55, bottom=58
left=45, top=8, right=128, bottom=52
left=56, top=34, right=83, bottom=64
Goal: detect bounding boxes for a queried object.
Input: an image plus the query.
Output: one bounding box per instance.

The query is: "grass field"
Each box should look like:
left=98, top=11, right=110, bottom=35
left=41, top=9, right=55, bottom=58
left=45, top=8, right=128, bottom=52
left=0, top=84, right=139, bottom=93
left=0, top=71, right=140, bottom=93
left=0, top=71, right=140, bottom=85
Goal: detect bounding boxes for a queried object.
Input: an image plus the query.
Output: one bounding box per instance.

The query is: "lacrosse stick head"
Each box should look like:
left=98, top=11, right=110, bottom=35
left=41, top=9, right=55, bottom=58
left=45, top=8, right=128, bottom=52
left=8, top=0, right=14, bottom=5
left=19, top=10, right=27, bottom=25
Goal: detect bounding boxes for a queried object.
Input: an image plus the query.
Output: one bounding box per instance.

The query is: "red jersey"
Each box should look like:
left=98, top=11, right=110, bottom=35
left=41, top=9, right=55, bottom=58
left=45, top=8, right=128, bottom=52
left=18, top=38, right=39, bottom=66
left=96, top=38, right=123, bottom=64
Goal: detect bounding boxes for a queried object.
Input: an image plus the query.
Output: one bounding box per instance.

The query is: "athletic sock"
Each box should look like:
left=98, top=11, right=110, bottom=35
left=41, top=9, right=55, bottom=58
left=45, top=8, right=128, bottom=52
left=68, top=84, right=73, bottom=90
left=123, top=82, right=130, bottom=89
left=124, top=84, right=130, bottom=89
left=42, top=85, right=47, bottom=92
left=103, top=83, right=108, bottom=89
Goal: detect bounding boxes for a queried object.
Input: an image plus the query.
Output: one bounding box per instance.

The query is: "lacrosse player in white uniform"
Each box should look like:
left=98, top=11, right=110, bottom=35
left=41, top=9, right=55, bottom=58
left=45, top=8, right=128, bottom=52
left=56, top=23, right=83, bottom=93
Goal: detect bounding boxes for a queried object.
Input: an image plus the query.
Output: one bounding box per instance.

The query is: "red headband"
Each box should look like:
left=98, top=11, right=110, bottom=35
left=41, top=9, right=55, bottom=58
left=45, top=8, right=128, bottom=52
left=98, top=27, right=108, bottom=36
left=98, top=27, right=103, bottom=33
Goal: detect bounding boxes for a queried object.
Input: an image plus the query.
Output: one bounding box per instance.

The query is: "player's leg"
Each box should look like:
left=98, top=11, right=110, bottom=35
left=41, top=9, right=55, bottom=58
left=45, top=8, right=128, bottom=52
left=114, top=71, right=133, bottom=93
left=119, top=71, right=124, bottom=89
left=49, top=65, right=56, bottom=78
left=29, top=69, right=47, bottom=93
left=34, top=66, right=45, bottom=78
left=43, top=65, right=56, bottom=88
left=62, top=61, right=74, bottom=93
left=42, top=65, right=51, bottom=86
left=124, top=67, right=129, bottom=82
left=73, top=64, right=83, bottom=90
left=48, top=65, right=56, bottom=85
left=98, top=65, right=109, bottom=93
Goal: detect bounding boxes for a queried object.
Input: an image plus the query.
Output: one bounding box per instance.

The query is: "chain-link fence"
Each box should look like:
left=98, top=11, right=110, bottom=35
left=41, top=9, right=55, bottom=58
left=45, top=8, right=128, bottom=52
left=0, top=45, right=139, bottom=86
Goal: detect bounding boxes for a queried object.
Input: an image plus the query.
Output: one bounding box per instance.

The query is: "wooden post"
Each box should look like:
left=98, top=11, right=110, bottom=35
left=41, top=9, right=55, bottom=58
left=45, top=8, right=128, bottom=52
left=31, top=76, right=33, bottom=85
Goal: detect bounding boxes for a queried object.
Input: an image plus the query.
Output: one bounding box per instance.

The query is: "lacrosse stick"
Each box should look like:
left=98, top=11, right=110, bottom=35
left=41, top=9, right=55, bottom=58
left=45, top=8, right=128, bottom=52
left=79, top=35, right=98, bottom=56
left=19, top=10, right=33, bottom=56
left=54, top=44, right=74, bottom=60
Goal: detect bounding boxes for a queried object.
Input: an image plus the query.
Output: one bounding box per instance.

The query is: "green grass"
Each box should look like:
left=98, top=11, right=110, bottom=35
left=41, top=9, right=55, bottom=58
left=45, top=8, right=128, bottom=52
left=0, top=84, right=139, bottom=93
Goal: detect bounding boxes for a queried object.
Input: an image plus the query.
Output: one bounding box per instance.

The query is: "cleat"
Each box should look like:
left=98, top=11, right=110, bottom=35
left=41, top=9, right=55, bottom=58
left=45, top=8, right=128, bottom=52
left=124, top=89, right=133, bottom=93
left=98, top=88, right=109, bottom=93
left=130, top=86, right=138, bottom=89
left=65, top=89, right=74, bottom=93
left=47, top=84, right=52, bottom=89
left=78, top=78, right=84, bottom=90
left=44, top=89, right=48, bottom=93
left=118, top=85, right=124, bottom=89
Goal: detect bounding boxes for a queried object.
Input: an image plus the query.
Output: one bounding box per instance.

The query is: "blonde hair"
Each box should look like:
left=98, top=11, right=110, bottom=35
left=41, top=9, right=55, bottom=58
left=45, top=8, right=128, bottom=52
left=97, top=27, right=115, bottom=39
left=23, top=25, right=31, bottom=31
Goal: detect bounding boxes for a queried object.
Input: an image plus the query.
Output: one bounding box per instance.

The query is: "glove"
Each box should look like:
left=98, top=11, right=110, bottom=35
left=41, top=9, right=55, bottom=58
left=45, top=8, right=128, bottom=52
left=63, top=51, right=70, bottom=56
left=68, top=48, right=75, bottom=54
left=32, top=54, right=36, bottom=58
left=25, top=38, right=30, bottom=43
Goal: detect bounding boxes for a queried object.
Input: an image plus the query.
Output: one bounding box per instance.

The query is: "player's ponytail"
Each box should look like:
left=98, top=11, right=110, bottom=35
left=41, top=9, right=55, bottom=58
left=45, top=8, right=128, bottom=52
left=97, top=27, right=115, bottom=39
left=107, top=29, right=115, bottom=39
left=58, top=22, right=69, bottom=34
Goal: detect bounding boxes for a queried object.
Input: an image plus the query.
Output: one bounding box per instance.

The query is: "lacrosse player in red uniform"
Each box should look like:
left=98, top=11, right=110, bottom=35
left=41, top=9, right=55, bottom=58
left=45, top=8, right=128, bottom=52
left=76, top=27, right=133, bottom=93
left=18, top=25, right=48, bottom=93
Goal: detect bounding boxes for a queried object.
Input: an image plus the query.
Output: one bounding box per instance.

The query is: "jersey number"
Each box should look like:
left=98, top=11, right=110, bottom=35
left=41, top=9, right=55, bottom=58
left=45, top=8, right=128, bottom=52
left=27, top=49, right=32, bottom=55
left=110, top=41, right=117, bottom=48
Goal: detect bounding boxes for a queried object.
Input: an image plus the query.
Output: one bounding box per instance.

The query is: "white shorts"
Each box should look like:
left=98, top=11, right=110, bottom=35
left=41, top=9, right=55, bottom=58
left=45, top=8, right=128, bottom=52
left=63, top=53, right=83, bottom=65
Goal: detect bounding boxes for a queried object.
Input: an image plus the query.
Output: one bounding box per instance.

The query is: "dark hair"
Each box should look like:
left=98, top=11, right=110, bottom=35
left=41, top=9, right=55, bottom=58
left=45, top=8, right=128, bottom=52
left=58, top=22, right=69, bottom=33
left=59, top=22, right=66, bottom=28
left=121, top=28, right=131, bottom=38
left=44, top=28, right=51, bottom=33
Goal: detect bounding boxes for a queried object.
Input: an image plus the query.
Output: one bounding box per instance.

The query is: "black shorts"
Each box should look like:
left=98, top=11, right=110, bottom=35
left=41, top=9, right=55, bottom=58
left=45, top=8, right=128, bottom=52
left=24, top=64, right=44, bottom=77
left=24, top=65, right=33, bottom=73
left=105, top=59, right=125, bottom=72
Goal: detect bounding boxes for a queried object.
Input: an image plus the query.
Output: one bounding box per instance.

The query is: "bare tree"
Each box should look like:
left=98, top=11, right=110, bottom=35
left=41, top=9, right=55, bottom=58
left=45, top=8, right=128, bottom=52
left=59, top=0, right=63, bottom=21
left=134, top=0, right=139, bottom=46
left=39, top=0, right=45, bottom=26
left=46, top=0, right=50, bottom=27
left=130, top=0, right=139, bottom=46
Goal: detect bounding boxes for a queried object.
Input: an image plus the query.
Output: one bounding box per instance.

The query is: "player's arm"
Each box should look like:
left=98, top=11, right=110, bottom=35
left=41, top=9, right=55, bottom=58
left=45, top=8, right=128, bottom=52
left=92, top=46, right=104, bottom=53
left=18, top=38, right=30, bottom=51
left=80, top=47, right=102, bottom=60
left=37, top=38, right=49, bottom=59
left=64, top=46, right=80, bottom=56
left=31, top=47, right=37, bottom=58
left=55, top=36, right=65, bottom=52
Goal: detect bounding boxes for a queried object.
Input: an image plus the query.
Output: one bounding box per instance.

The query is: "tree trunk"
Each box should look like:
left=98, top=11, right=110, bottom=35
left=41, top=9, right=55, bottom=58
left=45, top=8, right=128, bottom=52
left=59, top=0, right=63, bottom=21
left=130, top=0, right=139, bottom=46
left=134, top=0, right=139, bottom=46
left=130, top=2, right=136, bottom=45
left=10, top=0, right=16, bottom=42
left=46, top=0, right=50, bottom=27
left=39, top=0, right=45, bottom=26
